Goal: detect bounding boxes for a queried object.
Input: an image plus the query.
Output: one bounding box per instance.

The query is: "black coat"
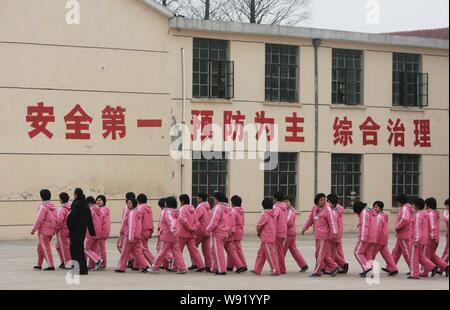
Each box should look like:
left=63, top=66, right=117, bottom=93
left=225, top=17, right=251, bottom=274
left=67, top=197, right=96, bottom=241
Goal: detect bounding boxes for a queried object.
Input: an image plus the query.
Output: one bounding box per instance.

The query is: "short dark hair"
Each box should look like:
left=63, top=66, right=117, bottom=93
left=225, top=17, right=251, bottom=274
left=314, top=193, right=326, bottom=205
left=231, top=195, right=242, bottom=207
left=425, top=197, right=437, bottom=210
left=96, top=195, right=106, bottom=206
left=179, top=194, right=190, bottom=205
left=158, top=198, right=166, bottom=208
left=197, top=192, right=208, bottom=201
left=40, top=189, right=51, bottom=201
left=165, top=196, right=177, bottom=209
left=445, top=198, right=449, bottom=206
left=273, top=192, right=284, bottom=202
left=214, top=192, right=227, bottom=203
left=74, top=188, right=84, bottom=200
left=395, top=194, right=409, bottom=205
left=413, top=198, right=425, bottom=210
left=126, top=192, right=136, bottom=201
left=373, top=201, right=384, bottom=210
left=327, top=194, right=339, bottom=206
left=137, top=194, right=148, bottom=204
left=262, top=198, right=273, bottom=210
left=86, top=196, right=96, bottom=205
left=353, top=201, right=367, bottom=214
left=284, top=196, right=295, bottom=208
left=127, top=198, right=138, bottom=209
left=59, top=192, right=70, bottom=203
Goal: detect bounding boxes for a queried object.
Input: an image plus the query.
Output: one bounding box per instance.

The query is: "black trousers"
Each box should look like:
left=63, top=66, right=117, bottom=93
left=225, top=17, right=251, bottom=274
left=70, top=237, right=88, bottom=275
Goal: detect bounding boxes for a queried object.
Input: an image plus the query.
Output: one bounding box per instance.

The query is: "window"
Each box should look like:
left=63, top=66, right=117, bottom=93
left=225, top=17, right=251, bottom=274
left=331, top=154, right=361, bottom=208
left=193, top=38, right=234, bottom=99
left=264, top=153, right=297, bottom=205
left=392, top=154, right=420, bottom=204
left=192, top=152, right=228, bottom=206
left=332, top=49, right=363, bottom=105
left=393, top=53, right=428, bottom=107
left=265, top=44, right=298, bottom=102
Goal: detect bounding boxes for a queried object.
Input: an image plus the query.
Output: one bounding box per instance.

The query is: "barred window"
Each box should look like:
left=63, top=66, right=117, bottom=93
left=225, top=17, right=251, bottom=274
left=332, top=49, right=363, bottom=105
left=392, top=154, right=420, bottom=205
left=192, top=152, right=228, bottom=206
left=265, top=44, right=298, bottom=103
left=393, top=53, right=428, bottom=107
left=264, top=153, right=297, bottom=206
left=193, top=38, right=234, bottom=99
left=331, top=154, right=361, bottom=208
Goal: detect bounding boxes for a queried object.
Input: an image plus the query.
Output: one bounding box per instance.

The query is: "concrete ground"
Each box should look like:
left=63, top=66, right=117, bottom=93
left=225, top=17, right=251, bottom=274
left=0, top=234, right=448, bottom=290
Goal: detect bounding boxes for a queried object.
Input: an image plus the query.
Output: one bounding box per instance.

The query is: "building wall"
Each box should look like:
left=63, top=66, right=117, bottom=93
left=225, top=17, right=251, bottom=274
left=0, top=0, right=448, bottom=239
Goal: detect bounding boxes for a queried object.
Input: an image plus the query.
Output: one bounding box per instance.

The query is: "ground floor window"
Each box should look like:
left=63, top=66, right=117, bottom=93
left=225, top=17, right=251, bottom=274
left=264, top=153, right=298, bottom=206
left=392, top=154, right=420, bottom=205
left=331, top=154, right=361, bottom=208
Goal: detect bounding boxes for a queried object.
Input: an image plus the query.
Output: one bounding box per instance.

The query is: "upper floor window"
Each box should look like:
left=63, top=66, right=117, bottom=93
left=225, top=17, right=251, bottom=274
left=265, top=44, right=298, bottom=103
left=193, top=38, right=234, bottom=99
left=393, top=53, right=428, bottom=107
left=332, top=49, right=363, bottom=105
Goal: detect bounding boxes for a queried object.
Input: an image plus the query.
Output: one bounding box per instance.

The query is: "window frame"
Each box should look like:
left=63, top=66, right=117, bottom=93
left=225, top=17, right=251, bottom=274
left=392, top=154, right=421, bottom=205
left=331, top=154, right=362, bottom=208
left=332, top=49, right=364, bottom=106
left=264, top=153, right=298, bottom=207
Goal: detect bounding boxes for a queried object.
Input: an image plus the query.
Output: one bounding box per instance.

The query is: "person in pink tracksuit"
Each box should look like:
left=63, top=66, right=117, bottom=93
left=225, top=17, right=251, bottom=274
left=302, top=193, right=340, bottom=278
left=252, top=198, right=280, bottom=276
left=115, top=197, right=149, bottom=273
left=327, top=194, right=348, bottom=274
left=392, top=194, right=413, bottom=269
left=96, top=195, right=110, bottom=269
left=194, top=192, right=212, bottom=272
left=117, top=192, right=135, bottom=269
left=283, top=196, right=308, bottom=273
left=227, top=195, right=248, bottom=272
left=371, top=201, right=399, bottom=276
left=149, top=196, right=186, bottom=274
left=353, top=201, right=378, bottom=277
left=442, top=199, right=449, bottom=265
left=84, top=196, right=104, bottom=271
left=155, top=198, right=175, bottom=271
left=409, top=198, right=438, bottom=279
left=223, top=196, right=246, bottom=274
left=179, top=194, right=205, bottom=272
left=272, top=192, right=288, bottom=274
left=55, top=192, right=71, bottom=269
left=135, top=194, right=155, bottom=268
left=207, top=192, right=232, bottom=275
left=424, top=198, right=449, bottom=277
left=31, top=189, right=57, bottom=271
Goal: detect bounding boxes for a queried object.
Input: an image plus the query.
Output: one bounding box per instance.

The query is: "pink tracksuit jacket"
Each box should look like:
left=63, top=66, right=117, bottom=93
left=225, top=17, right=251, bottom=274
left=372, top=212, right=398, bottom=273
left=207, top=203, right=231, bottom=273
left=85, top=205, right=104, bottom=267
left=443, top=210, right=449, bottom=263
left=410, top=210, right=436, bottom=278
left=137, top=203, right=155, bottom=266
left=354, top=208, right=377, bottom=272
left=224, top=206, right=244, bottom=271
left=284, top=207, right=308, bottom=269
left=32, top=201, right=57, bottom=268
left=330, top=204, right=346, bottom=269
left=117, top=206, right=130, bottom=253
left=392, top=203, right=414, bottom=266
left=179, top=204, right=204, bottom=269
left=55, top=203, right=71, bottom=267
left=424, top=210, right=448, bottom=275
left=228, top=206, right=247, bottom=269
left=195, top=201, right=212, bottom=269
left=273, top=202, right=288, bottom=273
left=98, top=206, right=110, bottom=268
left=254, top=209, right=280, bottom=275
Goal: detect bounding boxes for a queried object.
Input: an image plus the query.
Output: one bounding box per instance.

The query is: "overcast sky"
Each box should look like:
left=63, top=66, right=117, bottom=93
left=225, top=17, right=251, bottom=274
left=303, top=0, right=449, bottom=33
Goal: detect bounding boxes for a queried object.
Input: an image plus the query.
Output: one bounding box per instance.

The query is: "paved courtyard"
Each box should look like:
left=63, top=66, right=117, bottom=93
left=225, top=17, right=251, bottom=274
left=0, top=234, right=448, bottom=290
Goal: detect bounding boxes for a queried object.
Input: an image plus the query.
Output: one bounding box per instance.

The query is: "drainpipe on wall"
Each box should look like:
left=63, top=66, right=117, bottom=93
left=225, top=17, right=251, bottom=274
left=181, top=48, right=186, bottom=193
left=313, top=38, right=321, bottom=196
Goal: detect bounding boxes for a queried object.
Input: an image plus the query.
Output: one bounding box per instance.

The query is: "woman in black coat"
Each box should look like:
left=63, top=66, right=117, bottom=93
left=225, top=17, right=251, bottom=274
left=67, top=188, right=96, bottom=275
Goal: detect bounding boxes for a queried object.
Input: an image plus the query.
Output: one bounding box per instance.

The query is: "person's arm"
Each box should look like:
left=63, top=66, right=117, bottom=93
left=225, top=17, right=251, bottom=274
left=396, top=206, right=410, bottom=231
left=207, top=206, right=222, bottom=233
left=429, top=212, right=438, bottom=243
left=256, top=213, right=268, bottom=235
left=167, top=211, right=178, bottom=235
left=149, top=208, right=154, bottom=237
left=327, top=206, right=338, bottom=238
left=179, top=207, right=193, bottom=231
left=87, top=208, right=96, bottom=237
left=302, top=207, right=315, bottom=234
left=31, top=205, right=47, bottom=234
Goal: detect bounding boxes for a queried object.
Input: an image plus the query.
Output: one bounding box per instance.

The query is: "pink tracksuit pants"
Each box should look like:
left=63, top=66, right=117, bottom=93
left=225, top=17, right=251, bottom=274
left=211, top=235, right=227, bottom=274
left=141, top=238, right=155, bottom=266
left=410, top=244, right=436, bottom=279
left=156, top=237, right=174, bottom=270
left=227, top=240, right=247, bottom=269
left=98, top=238, right=107, bottom=268
left=37, top=234, right=55, bottom=268
left=153, top=240, right=186, bottom=272
left=85, top=238, right=101, bottom=268
left=196, top=235, right=212, bottom=269
left=55, top=233, right=71, bottom=267
left=442, top=240, right=449, bottom=263
left=117, top=239, right=148, bottom=271
left=180, top=237, right=205, bottom=269
left=275, top=238, right=287, bottom=274
left=425, top=242, right=448, bottom=275
left=392, top=238, right=412, bottom=267
left=253, top=242, right=280, bottom=275
left=224, top=240, right=244, bottom=270
left=283, top=235, right=308, bottom=269
left=313, top=239, right=338, bottom=275
left=354, top=241, right=374, bottom=272
left=330, top=240, right=347, bottom=270
left=372, top=244, right=398, bottom=273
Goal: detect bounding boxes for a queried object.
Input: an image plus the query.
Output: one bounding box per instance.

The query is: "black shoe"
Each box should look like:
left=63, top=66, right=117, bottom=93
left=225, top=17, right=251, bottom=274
left=309, top=273, right=321, bottom=278
left=140, top=267, right=149, bottom=273
left=43, top=267, right=55, bottom=271
left=115, top=269, right=125, bottom=273
left=359, top=268, right=373, bottom=278
left=388, top=270, right=399, bottom=277
left=446, top=266, right=449, bottom=277
left=131, top=267, right=140, bottom=271
left=407, top=276, right=419, bottom=280
left=300, top=266, right=309, bottom=273
left=236, top=267, right=248, bottom=273
left=33, top=266, right=42, bottom=270
left=382, top=267, right=390, bottom=273
left=58, top=263, right=66, bottom=269
left=338, top=263, right=349, bottom=274
left=330, top=267, right=340, bottom=277
left=406, top=272, right=411, bottom=276
left=126, top=260, right=134, bottom=269
left=227, top=267, right=234, bottom=272
left=196, top=268, right=206, bottom=273
left=94, top=259, right=104, bottom=271
left=205, top=267, right=212, bottom=273
left=188, top=265, right=198, bottom=271
left=431, top=266, right=439, bottom=278
left=215, top=272, right=227, bottom=275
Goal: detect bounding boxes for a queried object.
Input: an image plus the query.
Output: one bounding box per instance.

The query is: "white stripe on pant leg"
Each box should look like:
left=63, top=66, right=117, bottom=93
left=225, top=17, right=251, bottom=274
left=411, top=245, right=416, bottom=276
left=264, top=243, right=274, bottom=272
left=213, top=237, right=221, bottom=273
left=117, top=239, right=128, bottom=269
left=354, top=241, right=363, bottom=268
left=57, top=234, right=66, bottom=264
left=40, top=235, right=50, bottom=265
left=314, top=240, right=324, bottom=274
left=402, top=240, right=410, bottom=261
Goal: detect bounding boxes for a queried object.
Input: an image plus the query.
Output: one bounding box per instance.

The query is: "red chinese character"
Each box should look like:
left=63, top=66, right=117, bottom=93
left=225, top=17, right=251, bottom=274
left=285, top=112, right=305, bottom=143
left=102, top=105, right=126, bottom=140
left=26, top=102, right=55, bottom=139
left=64, top=104, right=93, bottom=140
left=413, top=119, right=431, bottom=147
left=255, top=111, right=275, bottom=141
left=191, top=110, right=214, bottom=141
left=359, top=116, right=380, bottom=146
left=333, top=117, right=353, bottom=146
left=387, top=118, right=405, bottom=147
left=224, top=111, right=246, bottom=142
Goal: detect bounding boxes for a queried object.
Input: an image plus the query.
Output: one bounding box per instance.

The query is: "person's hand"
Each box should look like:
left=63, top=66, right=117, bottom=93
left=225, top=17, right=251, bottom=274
left=301, top=229, right=305, bottom=235
left=30, top=231, right=35, bottom=235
